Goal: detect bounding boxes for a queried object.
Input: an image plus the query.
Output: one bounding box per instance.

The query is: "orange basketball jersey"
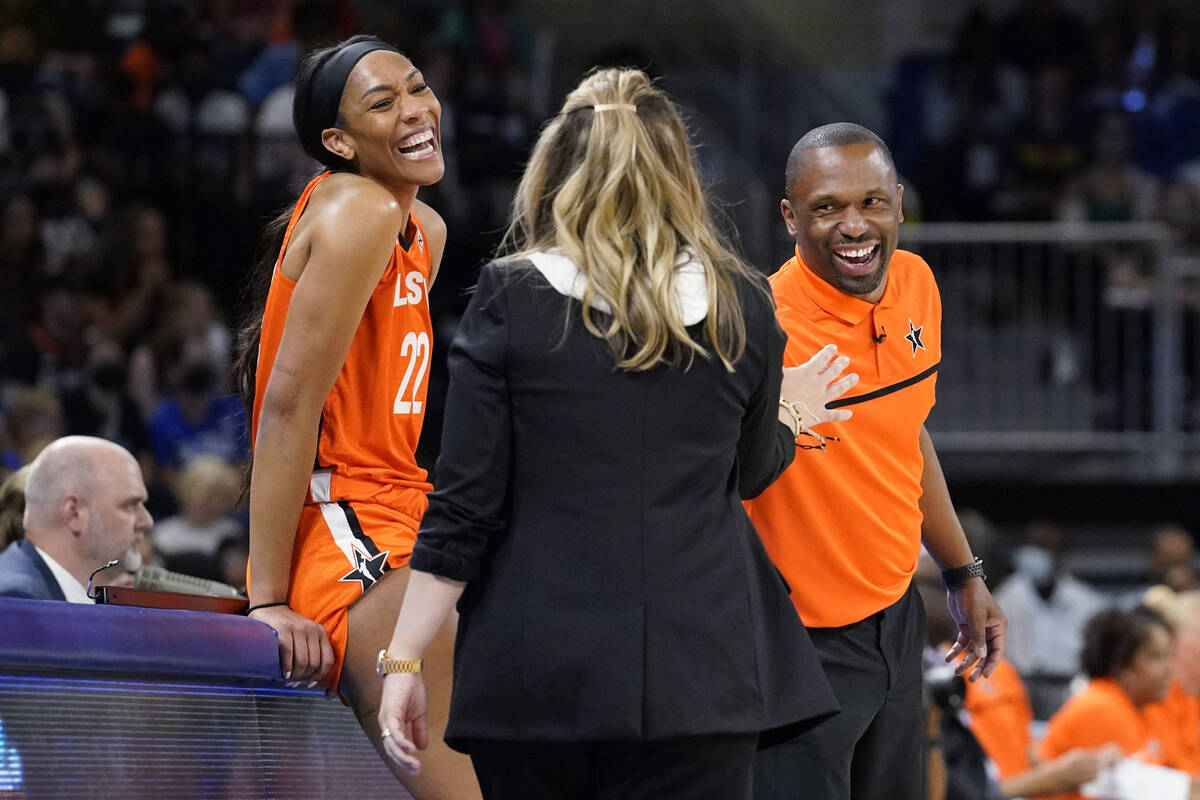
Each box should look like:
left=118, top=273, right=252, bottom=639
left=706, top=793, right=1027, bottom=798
left=252, top=171, right=434, bottom=522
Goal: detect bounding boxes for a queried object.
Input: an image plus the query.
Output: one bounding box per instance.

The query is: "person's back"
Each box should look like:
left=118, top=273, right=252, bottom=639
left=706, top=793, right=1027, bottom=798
left=442, top=256, right=826, bottom=741
left=378, top=67, right=854, bottom=799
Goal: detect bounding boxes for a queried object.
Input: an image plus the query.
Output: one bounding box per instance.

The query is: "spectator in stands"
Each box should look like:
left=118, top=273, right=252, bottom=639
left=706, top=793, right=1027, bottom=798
left=150, top=455, right=245, bottom=582
left=1056, top=111, right=1159, bottom=223
left=59, top=338, right=150, bottom=459
left=917, top=554, right=1116, bottom=798
left=999, top=65, right=1087, bottom=220
left=1039, top=606, right=1198, bottom=799
left=146, top=351, right=249, bottom=481
left=1160, top=176, right=1200, bottom=248
left=81, top=204, right=172, bottom=349
left=0, top=436, right=150, bottom=602
left=0, top=195, right=46, bottom=331
left=1142, top=586, right=1200, bottom=776
left=2, top=386, right=65, bottom=469
left=1149, top=525, right=1199, bottom=593
left=128, top=280, right=233, bottom=421
left=1, top=273, right=90, bottom=391
left=994, top=520, right=1109, bottom=719
left=0, top=465, right=29, bottom=546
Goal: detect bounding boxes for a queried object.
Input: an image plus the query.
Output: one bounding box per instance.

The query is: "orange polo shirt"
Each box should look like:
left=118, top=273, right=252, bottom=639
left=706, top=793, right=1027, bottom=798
left=1145, top=680, right=1200, bottom=775
left=745, top=248, right=941, bottom=627
left=1039, top=678, right=1167, bottom=800
left=964, top=659, right=1034, bottom=780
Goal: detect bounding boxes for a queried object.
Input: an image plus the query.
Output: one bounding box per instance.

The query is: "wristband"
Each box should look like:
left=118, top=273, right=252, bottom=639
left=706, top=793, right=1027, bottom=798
left=941, top=557, right=986, bottom=590
left=246, top=600, right=289, bottom=615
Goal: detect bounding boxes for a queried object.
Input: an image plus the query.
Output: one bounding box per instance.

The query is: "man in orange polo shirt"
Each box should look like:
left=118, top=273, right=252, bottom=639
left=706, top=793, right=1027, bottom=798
left=747, top=123, right=1007, bottom=800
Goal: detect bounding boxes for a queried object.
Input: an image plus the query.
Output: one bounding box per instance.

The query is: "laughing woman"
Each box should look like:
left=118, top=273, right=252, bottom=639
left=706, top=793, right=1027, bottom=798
left=235, top=35, right=479, bottom=799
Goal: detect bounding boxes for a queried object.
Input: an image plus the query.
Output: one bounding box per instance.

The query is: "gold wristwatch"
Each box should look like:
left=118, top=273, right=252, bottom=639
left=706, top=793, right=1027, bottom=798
left=376, top=649, right=423, bottom=676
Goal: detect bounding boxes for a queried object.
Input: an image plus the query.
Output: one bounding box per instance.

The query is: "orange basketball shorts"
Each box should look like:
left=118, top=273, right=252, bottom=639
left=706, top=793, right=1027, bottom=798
left=286, top=500, right=419, bottom=690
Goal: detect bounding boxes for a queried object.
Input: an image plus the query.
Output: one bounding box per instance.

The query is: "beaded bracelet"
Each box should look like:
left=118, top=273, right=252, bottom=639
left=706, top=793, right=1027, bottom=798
left=779, top=397, right=840, bottom=452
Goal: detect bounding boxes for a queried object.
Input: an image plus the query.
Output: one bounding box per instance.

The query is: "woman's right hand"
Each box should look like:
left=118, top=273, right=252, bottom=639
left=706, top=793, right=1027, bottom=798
left=780, top=344, right=858, bottom=430
left=378, top=672, right=429, bottom=775
left=248, top=604, right=335, bottom=683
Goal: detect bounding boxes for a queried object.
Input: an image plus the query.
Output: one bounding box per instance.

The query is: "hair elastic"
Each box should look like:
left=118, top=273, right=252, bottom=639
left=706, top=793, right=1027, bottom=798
left=591, top=103, right=638, bottom=113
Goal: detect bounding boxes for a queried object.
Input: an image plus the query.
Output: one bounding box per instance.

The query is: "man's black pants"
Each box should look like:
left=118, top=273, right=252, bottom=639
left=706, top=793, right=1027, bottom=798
left=754, top=582, right=927, bottom=800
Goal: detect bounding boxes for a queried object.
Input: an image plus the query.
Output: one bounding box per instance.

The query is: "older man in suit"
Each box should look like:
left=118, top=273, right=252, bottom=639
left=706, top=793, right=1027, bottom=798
left=0, top=436, right=152, bottom=602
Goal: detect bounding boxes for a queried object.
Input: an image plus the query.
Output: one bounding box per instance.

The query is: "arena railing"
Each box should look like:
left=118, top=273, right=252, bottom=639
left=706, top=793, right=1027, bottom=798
left=900, top=221, right=1200, bottom=482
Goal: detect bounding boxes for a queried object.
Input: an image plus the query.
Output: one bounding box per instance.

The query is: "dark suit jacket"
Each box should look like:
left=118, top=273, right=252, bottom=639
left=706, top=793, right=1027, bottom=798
left=0, top=539, right=67, bottom=601
left=412, top=259, right=838, bottom=748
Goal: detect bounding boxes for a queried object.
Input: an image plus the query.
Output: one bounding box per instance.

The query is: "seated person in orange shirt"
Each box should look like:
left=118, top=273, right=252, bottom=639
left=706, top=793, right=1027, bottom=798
left=1040, top=606, right=1200, bottom=800
left=916, top=556, right=1113, bottom=798
left=1142, top=587, right=1200, bottom=777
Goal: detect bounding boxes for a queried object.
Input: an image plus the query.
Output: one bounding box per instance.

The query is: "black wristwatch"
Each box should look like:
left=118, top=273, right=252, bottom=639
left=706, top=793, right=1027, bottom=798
left=941, top=557, right=986, bottom=590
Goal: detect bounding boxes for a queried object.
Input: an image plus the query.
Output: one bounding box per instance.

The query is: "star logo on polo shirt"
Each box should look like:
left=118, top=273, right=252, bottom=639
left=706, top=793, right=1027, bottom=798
left=904, top=319, right=926, bottom=358
left=339, top=547, right=391, bottom=593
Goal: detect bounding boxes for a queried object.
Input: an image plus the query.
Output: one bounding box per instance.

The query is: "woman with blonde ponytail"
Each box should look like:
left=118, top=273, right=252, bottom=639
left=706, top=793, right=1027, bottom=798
left=377, top=68, right=856, bottom=799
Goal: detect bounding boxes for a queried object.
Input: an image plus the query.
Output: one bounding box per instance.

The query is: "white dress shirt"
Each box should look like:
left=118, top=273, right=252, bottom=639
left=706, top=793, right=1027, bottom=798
left=32, top=544, right=93, bottom=604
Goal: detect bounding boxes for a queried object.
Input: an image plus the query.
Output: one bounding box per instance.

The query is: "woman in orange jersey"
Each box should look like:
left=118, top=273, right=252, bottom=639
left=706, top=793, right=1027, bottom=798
left=916, top=554, right=1115, bottom=799
left=1142, top=587, right=1200, bottom=776
left=1039, top=606, right=1198, bottom=800
left=233, top=35, right=479, bottom=798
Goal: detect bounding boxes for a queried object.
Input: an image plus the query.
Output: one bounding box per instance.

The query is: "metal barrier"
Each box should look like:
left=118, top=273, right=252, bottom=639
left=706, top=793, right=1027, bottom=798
left=900, top=222, right=1200, bottom=481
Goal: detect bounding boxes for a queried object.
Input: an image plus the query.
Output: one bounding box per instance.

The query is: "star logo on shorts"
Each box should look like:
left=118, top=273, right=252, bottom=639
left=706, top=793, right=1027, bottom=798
left=339, top=547, right=391, bottom=593
left=904, top=319, right=926, bottom=358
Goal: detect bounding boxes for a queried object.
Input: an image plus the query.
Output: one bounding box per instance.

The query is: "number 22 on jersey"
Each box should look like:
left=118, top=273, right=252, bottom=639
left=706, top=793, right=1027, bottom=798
left=393, top=268, right=430, bottom=416
left=394, top=331, right=430, bottom=415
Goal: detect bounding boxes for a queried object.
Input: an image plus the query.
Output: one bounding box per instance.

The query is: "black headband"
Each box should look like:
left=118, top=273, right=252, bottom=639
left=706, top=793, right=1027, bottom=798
left=296, top=39, right=401, bottom=166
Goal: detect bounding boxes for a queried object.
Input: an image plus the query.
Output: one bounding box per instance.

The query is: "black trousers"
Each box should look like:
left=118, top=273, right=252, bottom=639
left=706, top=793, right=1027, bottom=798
left=468, top=733, right=759, bottom=800
left=754, top=582, right=926, bottom=800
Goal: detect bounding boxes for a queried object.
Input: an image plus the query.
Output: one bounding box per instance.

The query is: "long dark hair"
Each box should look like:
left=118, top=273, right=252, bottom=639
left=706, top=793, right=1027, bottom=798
left=232, top=35, right=400, bottom=492
left=232, top=35, right=399, bottom=420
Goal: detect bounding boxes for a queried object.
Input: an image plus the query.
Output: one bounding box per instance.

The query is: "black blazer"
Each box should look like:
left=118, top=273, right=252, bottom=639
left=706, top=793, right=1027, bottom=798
left=0, top=539, right=68, bottom=601
left=412, top=259, right=837, bottom=747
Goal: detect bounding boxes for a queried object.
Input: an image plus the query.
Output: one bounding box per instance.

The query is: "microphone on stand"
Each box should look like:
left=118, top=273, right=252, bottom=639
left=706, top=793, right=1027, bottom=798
left=132, top=565, right=244, bottom=598
left=86, top=559, right=121, bottom=600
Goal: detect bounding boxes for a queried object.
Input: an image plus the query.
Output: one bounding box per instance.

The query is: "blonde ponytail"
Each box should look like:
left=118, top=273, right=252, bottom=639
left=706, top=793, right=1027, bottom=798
left=503, top=68, right=756, bottom=372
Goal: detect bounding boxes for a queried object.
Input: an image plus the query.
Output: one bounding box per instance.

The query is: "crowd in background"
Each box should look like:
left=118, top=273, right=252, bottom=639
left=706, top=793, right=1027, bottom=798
left=0, top=0, right=1198, bottom=749
left=889, top=0, right=1200, bottom=247
left=0, top=0, right=539, bottom=584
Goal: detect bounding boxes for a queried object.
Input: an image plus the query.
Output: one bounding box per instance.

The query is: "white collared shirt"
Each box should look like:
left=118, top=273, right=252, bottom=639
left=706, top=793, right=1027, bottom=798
left=32, top=544, right=93, bottom=604
left=526, top=249, right=710, bottom=325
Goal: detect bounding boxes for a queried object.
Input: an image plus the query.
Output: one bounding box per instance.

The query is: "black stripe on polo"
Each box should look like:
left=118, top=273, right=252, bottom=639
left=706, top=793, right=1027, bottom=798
left=827, top=362, right=940, bottom=409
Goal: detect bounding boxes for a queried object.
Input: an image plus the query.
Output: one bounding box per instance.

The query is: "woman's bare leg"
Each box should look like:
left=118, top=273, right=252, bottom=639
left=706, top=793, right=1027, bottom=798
left=340, top=565, right=481, bottom=799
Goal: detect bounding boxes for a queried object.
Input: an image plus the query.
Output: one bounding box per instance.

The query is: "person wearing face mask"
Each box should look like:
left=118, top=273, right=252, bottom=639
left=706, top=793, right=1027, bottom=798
left=146, top=352, right=249, bottom=483
left=994, top=520, right=1109, bottom=720
left=59, top=339, right=149, bottom=457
